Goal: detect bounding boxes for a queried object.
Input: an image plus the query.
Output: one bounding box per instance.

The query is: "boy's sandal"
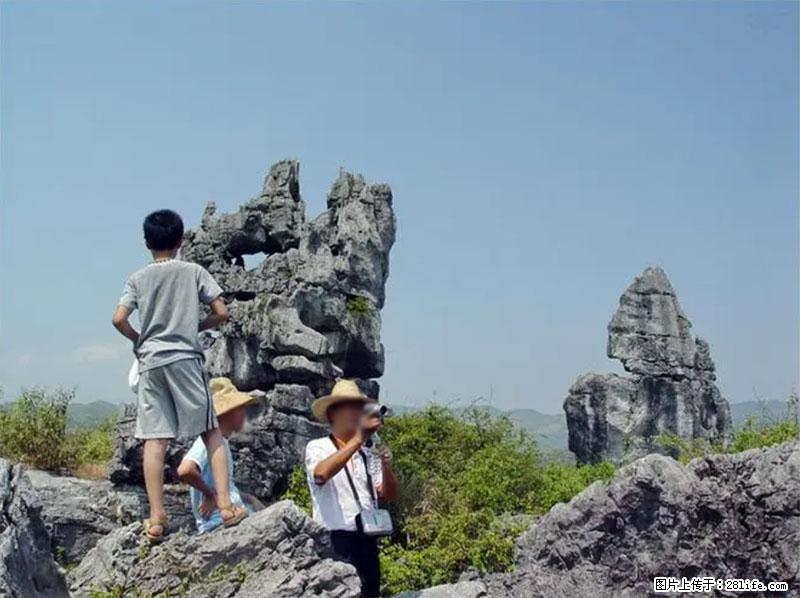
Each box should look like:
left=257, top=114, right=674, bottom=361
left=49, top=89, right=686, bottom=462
left=143, top=517, right=168, bottom=543
left=219, top=503, right=248, bottom=528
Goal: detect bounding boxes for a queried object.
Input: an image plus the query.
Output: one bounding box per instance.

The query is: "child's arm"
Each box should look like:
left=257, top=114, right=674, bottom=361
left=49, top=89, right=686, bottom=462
left=111, top=306, right=140, bottom=345
left=199, top=298, right=229, bottom=332
left=177, top=459, right=217, bottom=518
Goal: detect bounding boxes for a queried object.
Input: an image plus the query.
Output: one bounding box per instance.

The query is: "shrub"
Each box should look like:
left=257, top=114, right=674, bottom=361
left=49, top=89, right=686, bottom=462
left=729, top=416, right=798, bottom=453
left=0, top=387, right=115, bottom=474
left=0, top=387, right=73, bottom=470
left=282, top=405, right=613, bottom=595
left=657, top=395, right=799, bottom=463
left=282, top=461, right=312, bottom=513
left=63, top=418, right=115, bottom=471
left=533, top=460, right=615, bottom=513
left=346, top=296, right=371, bottom=316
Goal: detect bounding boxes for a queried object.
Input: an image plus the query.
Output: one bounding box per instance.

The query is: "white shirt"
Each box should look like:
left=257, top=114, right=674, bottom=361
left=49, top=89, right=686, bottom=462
left=305, top=436, right=384, bottom=531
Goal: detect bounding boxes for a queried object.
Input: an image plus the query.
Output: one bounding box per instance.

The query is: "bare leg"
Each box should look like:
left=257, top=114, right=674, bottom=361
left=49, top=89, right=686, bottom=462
left=201, top=427, right=234, bottom=508
left=143, top=438, right=170, bottom=527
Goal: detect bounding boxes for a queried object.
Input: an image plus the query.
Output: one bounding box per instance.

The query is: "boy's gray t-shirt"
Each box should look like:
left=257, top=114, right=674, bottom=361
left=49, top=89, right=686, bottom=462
left=118, top=260, right=223, bottom=372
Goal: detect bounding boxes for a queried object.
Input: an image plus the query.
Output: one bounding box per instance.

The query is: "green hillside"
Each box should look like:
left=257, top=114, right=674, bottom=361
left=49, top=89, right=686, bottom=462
left=66, top=400, right=121, bottom=430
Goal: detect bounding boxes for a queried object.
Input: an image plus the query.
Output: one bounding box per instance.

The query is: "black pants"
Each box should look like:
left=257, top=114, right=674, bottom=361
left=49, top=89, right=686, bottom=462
left=330, top=530, right=380, bottom=597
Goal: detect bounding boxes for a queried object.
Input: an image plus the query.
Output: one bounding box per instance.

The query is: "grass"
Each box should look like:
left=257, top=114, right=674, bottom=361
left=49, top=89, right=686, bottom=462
left=346, top=296, right=371, bottom=316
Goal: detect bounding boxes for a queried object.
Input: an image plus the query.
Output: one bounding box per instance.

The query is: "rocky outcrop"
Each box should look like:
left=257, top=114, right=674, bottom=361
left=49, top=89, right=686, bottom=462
left=408, top=441, right=800, bottom=598
left=27, top=469, right=194, bottom=565
left=564, top=267, right=731, bottom=464
left=69, top=501, right=361, bottom=598
left=0, top=459, right=69, bottom=598
left=108, top=160, right=396, bottom=499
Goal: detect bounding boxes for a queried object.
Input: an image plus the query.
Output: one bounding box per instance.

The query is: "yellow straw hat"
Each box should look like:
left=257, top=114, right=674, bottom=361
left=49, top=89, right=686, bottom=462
left=311, top=379, right=376, bottom=423
left=209, top=377, right=256, bottom=417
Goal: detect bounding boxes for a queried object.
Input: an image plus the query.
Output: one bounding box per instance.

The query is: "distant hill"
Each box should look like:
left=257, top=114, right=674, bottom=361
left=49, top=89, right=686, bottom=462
left=389, top=399, right=795, bottom=454
left=389, top=403, right=569, bottom=451
left=729, top=400, right=792, bottom=428
left=506, top=409, right=568, bottom=450
left=66, top=400, right=121, bottom=430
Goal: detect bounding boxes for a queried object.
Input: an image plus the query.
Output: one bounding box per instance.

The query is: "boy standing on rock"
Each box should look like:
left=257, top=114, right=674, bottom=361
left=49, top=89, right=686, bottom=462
left=112, top=209, right=247, bottom=542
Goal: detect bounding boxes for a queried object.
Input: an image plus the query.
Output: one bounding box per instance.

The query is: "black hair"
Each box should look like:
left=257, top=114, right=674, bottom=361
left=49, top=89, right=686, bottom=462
left=143, top=210, right=184, bottom=250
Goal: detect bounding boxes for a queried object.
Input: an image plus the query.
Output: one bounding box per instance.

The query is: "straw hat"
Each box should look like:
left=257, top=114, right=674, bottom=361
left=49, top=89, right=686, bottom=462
left=209, top=377, right=256, bottom=417
left=311, top=379, right=376, bottom=423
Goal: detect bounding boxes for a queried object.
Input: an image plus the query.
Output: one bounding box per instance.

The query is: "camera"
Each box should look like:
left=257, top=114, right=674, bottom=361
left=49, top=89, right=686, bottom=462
left=363, top=403, right=391, bottom=422
left=362, top=403, right=391, bottom=448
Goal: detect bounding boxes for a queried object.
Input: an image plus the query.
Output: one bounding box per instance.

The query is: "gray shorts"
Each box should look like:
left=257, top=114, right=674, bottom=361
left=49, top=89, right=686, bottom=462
left=135, top=357, right=218, bottom=439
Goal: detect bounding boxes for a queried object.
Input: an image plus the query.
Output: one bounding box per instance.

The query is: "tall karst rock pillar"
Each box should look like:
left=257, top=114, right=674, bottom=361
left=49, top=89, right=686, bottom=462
left=563, top=267, right=731, bottom=464
left=108, top=160, right=396, bottom=499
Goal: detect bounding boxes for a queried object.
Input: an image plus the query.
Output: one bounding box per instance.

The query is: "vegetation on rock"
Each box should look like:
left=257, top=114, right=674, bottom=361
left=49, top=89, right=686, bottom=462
left=0, top=388, right=114, bottom=474
left=657, top=393, right=799, bottom=464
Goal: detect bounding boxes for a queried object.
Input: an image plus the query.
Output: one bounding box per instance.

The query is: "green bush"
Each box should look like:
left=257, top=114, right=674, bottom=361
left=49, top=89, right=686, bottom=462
left=533, top=460, right=615, bottom=513
left=282, top=405, right=614, bottom=595
left=0, top=387, right=115, bottom=473
left=282, top=461, right=312, bottom=513
left=346, top=296, right=372, bottom=317
left=729, top=404, right=800, bottom=453
left=63, top=418, right=115, bottom=468
left=0, top=388, right=73, bottom=470
left=657, top=396, right=799, bottom=463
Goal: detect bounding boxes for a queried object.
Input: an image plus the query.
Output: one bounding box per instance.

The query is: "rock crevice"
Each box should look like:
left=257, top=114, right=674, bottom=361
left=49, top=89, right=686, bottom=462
left=0, top=459, right=69, bottom=598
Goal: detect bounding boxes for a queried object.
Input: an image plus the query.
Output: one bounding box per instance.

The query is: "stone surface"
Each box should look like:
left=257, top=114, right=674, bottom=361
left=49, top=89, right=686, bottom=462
left=394, top=581, right=488, bottom=598
left=416, top=442, right=800, bottom=598
left=108, top=160, right=395, bottom=500
left=27, top=469, right=193, bottom=565
left=0, top=459, right=69, bottom=598
left=69, top=500, right=361, bottom=598
left=564, top=267, right=731, bottom=464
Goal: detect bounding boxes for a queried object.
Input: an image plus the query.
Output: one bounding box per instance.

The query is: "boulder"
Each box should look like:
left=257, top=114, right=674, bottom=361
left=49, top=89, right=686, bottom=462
left=69, top=500, right=361, bottom=598
left=108, top=160, right=395, bottom=501
left=27, top=469, right=194, bottom=565
left=564, top=267, right=731, bottom=464
left=394, top=581, right=488, bottom=598
left=0, top=459, right=69, bottom=598
left=417, top=442, right=800, bottom=597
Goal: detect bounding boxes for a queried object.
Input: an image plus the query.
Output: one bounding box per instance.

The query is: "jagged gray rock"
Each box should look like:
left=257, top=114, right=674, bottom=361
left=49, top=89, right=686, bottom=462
left=0, top=459, right=69, bottom=598
left=69, top=500, right=361, bottom=598
left=108, top=160, right=395, bottom=500
left=394, top=581, right=487, bottom=598
left=564, top=266, right=731, bottom=464
left=27, top=469, right=194, bottom=565
left=408, top=442, right=800, bottom=598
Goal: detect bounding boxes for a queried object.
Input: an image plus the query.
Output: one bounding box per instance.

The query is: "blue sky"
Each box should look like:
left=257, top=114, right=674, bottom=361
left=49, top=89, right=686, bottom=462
left=1, top=1, right=797, bottom=412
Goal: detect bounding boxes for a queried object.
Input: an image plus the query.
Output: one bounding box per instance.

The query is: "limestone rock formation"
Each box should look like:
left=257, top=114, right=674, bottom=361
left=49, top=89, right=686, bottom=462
left=27, top=469, right=194, bottom=565
left=108, top=160, right=395, bottom=499
left=0, top=459, right=69, bottom=598
left=69, top=501, right=361, bottom=598
left=403, top=441, right=800, bottom=598
left=563, top=267, right=731, bottom=464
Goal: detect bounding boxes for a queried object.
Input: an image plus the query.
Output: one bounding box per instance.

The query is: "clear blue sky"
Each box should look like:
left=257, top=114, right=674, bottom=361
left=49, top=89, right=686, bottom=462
left=1, top=1, right=797, bottom=412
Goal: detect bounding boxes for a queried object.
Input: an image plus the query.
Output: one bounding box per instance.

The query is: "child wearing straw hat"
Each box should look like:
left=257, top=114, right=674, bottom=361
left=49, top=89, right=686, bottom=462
left=177, top=377, right=265, bottom=533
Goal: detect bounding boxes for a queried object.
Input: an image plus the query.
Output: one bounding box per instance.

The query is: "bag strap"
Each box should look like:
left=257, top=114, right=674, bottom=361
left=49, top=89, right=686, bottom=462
left=358, top=450, right=378, bottom=507
left=329, top=435, right=377, bottom=510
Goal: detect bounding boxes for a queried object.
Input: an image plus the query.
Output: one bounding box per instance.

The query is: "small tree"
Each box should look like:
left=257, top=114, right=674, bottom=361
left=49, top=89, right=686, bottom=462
left=0, top=387, right=73, bottom=470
